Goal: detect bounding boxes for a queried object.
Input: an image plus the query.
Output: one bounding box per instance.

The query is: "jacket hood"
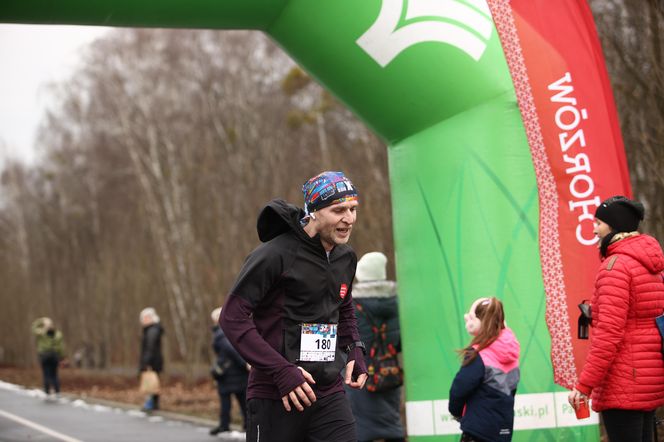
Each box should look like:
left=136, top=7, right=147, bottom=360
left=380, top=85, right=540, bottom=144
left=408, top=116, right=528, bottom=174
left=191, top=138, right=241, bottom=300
left=608, top=234, right=664, bottom=274
left=481, top=327, right=520, bottom=366
left=352, top=280, right=397, bottom=298
left=256, top=199, right=307, bottom=242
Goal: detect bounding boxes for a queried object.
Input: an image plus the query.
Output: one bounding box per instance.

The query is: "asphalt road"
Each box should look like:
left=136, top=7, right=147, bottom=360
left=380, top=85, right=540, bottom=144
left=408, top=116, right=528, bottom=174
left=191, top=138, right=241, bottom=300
left=0, top=382, right=245, bottom=442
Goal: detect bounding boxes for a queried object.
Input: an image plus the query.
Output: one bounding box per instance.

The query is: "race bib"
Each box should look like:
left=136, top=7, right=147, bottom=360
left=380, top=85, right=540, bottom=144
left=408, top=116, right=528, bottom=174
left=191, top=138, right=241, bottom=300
left=299, top=323, right=337, bottom=362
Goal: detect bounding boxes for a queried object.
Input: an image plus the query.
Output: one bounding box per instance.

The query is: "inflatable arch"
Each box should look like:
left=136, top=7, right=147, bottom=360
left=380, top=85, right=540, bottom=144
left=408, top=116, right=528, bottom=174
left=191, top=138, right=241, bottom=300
left=2, top=1, right=630, bottom=440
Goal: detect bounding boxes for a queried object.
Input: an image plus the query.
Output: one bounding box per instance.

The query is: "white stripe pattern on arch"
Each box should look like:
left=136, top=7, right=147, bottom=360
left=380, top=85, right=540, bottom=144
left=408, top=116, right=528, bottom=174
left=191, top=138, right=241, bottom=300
left=357, top=0, right=494, bottom=67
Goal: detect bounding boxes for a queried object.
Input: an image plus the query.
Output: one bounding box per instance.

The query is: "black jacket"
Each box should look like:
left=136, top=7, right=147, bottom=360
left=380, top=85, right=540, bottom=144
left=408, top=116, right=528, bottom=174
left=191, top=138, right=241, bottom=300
left=220, top=199, right=361, bottom=400
left=212, top=325, right=248, bottom=394
left=139, top=323, right=164, bottom=373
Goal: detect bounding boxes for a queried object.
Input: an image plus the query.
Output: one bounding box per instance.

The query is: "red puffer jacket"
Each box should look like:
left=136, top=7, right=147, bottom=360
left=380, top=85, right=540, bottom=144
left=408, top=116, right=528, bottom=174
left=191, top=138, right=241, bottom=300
left=576, top=234, right=664, bottom=411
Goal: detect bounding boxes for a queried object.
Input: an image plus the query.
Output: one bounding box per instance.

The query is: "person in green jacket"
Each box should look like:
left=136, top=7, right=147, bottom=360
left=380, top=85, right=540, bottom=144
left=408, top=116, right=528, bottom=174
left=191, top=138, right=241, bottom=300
left=31, top=317, right=65, bottom=396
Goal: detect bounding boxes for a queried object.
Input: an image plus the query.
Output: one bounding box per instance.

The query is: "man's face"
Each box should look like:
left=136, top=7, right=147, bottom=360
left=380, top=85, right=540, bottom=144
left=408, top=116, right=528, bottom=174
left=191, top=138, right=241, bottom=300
left=593, top=218, right=611, bottom=241
left=311, top=200, right=358, bottom=251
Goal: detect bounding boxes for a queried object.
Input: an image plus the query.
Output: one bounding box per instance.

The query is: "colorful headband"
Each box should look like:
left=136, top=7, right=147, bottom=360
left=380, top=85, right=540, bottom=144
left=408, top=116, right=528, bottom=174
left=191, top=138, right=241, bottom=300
left=302, top=171, right=358, bottom=215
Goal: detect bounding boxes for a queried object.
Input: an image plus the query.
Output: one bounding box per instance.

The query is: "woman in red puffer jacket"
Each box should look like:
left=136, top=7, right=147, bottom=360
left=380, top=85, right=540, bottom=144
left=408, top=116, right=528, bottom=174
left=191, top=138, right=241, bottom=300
left=569, top=196, right=664, bottom=442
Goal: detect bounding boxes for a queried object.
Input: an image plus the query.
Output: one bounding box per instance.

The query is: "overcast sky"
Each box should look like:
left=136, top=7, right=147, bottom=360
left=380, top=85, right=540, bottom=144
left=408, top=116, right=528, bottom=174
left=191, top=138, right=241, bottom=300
left=0, top=24, right=111, bottom=165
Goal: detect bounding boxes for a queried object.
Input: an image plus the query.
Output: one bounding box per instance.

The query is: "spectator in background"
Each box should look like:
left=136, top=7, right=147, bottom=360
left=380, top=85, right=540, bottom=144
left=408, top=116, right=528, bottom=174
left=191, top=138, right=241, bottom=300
left=568, top=196, right=664, bottom=442
left=31, top=317, right=65, bottom=398
left=346, top=251, right=406, bottom=442
left=138, top=307, right=164, bottom=412
left=209, top=307, right=249, bottom=436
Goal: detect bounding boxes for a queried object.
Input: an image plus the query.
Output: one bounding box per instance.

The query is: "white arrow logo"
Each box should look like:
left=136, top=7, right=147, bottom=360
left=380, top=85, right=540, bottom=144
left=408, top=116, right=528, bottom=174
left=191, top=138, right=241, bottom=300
left=357, top=0, right=493, bottom=67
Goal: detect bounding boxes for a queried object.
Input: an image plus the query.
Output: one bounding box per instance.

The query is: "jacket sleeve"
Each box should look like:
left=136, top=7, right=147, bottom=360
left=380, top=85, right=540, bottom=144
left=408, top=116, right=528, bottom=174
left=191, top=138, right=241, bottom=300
left=338, top=284, right=362, bottom=348
left=55, top=332, right=66, bottom=359
left=577, top=258, right=630, bottom=394
left=389, top=297, right=401, bottom=353
left=220, top=246, right=305, bottom=397
left=220, top=334, right=247, bottom=368
left=449, top=354, right=484, bottom=418
left=337, top=252, right=361, bottom=349
left=338, top=282, right=366, bottom=376
left=212, top=331, right=223, bottom=356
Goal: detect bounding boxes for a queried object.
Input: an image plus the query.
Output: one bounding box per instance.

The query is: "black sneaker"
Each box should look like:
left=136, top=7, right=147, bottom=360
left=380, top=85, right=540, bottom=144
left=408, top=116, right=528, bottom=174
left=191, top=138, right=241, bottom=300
left=209, top=426, right=227, bottom=436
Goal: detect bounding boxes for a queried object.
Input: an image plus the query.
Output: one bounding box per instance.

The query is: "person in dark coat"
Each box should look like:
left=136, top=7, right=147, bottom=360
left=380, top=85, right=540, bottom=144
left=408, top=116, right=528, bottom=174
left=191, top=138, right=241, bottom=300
left=345, top=252, right=405, bottom=442
left=209, top=307, right=249, bottom=436
left=138, top=307, right=164, bottom=411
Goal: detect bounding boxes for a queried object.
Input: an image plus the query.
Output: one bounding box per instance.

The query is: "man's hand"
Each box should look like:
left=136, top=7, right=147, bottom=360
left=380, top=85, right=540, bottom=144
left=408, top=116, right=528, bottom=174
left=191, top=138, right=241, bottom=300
left=344, top=360, right=367, bottom=389
left=281, top=367, right=316, bottom=412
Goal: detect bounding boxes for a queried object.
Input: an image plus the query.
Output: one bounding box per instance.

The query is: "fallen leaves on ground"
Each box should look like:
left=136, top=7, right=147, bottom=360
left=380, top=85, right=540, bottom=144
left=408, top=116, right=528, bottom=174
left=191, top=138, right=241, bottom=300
left=0, top=366, right=225, bottom=421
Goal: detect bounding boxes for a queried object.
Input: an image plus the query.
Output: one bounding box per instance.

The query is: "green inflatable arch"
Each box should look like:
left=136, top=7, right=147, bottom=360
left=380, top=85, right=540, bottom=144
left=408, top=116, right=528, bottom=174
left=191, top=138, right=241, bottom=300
left=3, top=1, right=631, bottom=440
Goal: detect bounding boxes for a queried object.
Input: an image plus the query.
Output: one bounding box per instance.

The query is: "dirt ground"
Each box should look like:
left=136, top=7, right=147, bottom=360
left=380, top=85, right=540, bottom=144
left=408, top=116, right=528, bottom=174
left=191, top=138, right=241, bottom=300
left=0, top=365, right=229, bottom=422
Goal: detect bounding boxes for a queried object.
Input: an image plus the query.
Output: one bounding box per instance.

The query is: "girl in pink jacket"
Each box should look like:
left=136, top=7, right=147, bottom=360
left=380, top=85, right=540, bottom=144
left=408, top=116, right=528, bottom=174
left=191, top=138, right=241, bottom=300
left=569, top=196, right=664, bottom=442
left=449, top=297, right=520, bottom=442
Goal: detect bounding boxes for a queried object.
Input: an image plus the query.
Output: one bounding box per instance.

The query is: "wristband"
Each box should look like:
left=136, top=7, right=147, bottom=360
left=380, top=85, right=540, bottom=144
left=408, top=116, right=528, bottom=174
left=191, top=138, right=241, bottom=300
left=345, top=340, right=366, bottom=355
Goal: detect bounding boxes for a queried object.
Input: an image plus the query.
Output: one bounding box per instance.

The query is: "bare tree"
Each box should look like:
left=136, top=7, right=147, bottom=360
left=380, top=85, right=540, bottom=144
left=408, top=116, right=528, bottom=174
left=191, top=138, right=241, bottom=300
left=590, top=0, right=664, bottom=239
left=0, top=29, right=393, bottom=374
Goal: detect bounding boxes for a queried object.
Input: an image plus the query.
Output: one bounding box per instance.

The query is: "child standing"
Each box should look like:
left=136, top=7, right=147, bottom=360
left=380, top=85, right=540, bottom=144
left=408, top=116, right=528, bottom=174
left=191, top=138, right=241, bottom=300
left=449, top=297, right=520, bottom=442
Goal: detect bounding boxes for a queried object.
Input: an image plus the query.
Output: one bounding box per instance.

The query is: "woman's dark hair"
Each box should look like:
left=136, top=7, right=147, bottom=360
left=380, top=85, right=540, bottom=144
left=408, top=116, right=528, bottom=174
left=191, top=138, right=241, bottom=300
left=459, top=297, right=506, bottom=366
left=599, top=232, right=617, bottom=258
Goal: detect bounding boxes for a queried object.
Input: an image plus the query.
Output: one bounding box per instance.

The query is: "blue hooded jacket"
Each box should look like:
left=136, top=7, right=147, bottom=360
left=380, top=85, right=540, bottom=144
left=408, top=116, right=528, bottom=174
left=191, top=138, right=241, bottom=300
left=449, top=328, right=520, bottom=441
